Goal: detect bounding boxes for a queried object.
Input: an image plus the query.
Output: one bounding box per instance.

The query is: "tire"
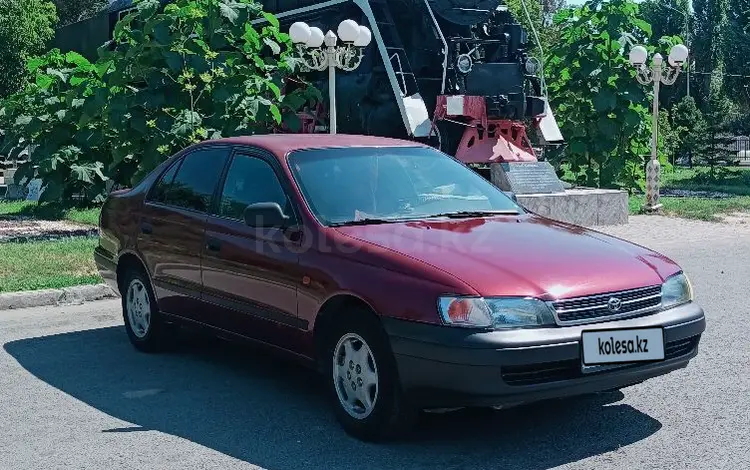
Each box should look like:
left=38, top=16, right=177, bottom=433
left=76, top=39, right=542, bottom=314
left=326, top=309, right=416, bottom=441
left=121, top=266, right=175, bottom=353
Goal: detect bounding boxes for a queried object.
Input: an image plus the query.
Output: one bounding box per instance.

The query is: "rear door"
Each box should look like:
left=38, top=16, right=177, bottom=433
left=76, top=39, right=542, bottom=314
left=201, top=149, right=307, bottom=351
left=138, top=145, right=231, bottom=320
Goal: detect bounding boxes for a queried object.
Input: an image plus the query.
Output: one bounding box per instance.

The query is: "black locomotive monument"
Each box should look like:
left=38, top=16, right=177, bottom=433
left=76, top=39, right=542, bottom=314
left=54, top=1, right=634, bottom=227
left=56, top=0, right=563, bottom=166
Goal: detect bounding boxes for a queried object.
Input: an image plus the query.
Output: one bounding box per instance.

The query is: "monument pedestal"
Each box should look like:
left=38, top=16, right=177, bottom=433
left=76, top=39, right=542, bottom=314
left=516, top=188, right=628, bottom=226
left=489, top=162, right=628, bottom=226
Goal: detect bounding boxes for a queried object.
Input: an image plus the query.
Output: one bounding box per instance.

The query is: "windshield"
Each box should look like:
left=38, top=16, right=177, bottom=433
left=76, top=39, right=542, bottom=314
left=288, top=146, right=522, bottom=226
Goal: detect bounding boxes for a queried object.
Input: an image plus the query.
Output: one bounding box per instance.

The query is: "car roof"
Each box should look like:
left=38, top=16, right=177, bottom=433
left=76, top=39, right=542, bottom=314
left=205, top=134, right=426, bottom=159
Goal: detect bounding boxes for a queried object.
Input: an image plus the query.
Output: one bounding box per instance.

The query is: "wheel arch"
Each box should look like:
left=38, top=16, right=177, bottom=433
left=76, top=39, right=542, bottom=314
left=313, top=293, right=384, bottom=370
left=116, top=250, right=152, bottom=293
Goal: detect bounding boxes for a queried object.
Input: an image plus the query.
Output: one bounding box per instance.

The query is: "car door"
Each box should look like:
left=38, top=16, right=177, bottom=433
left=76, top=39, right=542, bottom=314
left=138, top=145, right=231, bottom=321
left=201, top=149, right=307, bottom=351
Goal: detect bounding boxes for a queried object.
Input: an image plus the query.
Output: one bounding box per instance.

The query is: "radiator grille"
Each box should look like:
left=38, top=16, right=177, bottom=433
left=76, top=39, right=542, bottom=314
left=552, top=285, right=662, bottom=324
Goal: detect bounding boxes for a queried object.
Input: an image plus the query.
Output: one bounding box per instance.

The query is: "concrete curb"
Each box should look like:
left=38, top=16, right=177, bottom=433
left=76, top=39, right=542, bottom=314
left=0, top=284, right=119, bottom=311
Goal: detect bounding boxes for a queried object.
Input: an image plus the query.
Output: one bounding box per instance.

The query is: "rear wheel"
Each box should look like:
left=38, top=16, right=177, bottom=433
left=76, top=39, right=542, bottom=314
left=326, top=310, right=416, bottom=441
left=121, top=267, right=175, bottom=352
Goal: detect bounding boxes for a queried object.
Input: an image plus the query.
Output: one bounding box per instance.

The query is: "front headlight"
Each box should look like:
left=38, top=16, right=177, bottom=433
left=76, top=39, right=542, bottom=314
left=661, top=272, right=693, bottom=309
left=438, top=296, right=556, bottom=329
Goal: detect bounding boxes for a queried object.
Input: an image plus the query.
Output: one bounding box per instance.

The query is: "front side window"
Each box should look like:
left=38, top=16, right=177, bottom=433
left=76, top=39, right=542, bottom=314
left=157, top=147, right=229, bottom=212
left=217, top=154, right=291, bottom=221
left=288, top=146, right=522, bottom=226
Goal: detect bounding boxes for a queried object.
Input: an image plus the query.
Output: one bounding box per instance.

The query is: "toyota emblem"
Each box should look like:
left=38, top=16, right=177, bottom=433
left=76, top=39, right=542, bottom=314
left=607, top=297, right=622, bottom=312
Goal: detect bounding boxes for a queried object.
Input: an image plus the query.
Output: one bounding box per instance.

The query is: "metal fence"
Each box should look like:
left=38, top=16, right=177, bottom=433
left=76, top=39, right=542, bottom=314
left=732, top=137, right=750, bottom=165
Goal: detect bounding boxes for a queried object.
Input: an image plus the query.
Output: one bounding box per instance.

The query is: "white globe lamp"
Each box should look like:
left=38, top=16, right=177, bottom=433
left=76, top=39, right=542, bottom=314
left=289, top=22, right=311, bottom=45
left=354, top=25, right=372, bottom=47
left=629, top=45, right=648, bottom=66
left=668, top=44, right=689, bottom=67
left=306, top=27, right=325, bottom=48
left=337, top=19, right=360, bottom=43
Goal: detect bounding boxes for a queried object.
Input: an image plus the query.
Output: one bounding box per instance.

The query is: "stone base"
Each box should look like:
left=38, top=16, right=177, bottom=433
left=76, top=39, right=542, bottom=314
left=517, top=188, right=628, bottom=226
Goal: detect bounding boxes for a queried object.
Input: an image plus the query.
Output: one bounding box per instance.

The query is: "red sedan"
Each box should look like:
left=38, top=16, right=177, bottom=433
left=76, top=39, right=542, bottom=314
left=95, top=135, right=705, bottom=441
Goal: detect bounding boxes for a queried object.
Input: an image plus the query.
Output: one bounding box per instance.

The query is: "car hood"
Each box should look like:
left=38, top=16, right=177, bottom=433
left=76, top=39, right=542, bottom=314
left=334, top=215, right=680, bottom=299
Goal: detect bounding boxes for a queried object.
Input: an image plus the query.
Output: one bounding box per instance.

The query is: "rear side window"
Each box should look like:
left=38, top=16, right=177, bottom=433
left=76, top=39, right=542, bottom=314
left=150, top=160, right=180, bottom=204
left=151, top=147, right=229, bottom=212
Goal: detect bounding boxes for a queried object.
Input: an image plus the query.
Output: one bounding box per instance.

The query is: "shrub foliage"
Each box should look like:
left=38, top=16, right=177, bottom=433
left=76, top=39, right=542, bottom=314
left=0, top=0, right=318, bottom=202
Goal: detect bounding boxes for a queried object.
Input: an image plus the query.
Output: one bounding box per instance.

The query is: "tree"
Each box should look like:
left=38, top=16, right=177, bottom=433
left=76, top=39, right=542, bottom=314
left=696, top=75, right=735, bottom=179
left=0, top=0, right=318, bottom=202
left=671, top=95, right=706, bottom=167
left=692, top=0, right=729, bottom=108
left=0, top=0, right=58, bottom=98
left=657, top=107, right=681, bottom=165
left=723, top=0, right=750, bottom=110
left=52, top=0, right=108, bottom=27
left=545, top=0, right=654, bottom=191
left=639, top=0, right=689, bottom=41
left=639, top=0, right=689, bottom=108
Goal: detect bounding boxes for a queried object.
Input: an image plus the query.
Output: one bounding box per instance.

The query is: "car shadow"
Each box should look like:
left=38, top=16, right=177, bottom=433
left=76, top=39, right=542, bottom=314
left=4, top=326, right=662, bottom=470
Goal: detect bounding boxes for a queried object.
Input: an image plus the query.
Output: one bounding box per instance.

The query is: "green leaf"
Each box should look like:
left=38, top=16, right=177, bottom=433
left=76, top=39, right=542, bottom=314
left=266, top=81, right=281, bottom=100
left=164, top=52, right=183, bottom=71
left=36, top=75, right=54, bottom=89
left=219, top=1, right=240, bottom=24
left=269, top=104, right=282, bottom=124
left=243, top=24, right=260, bottom=49
left=46, top=68, right=68, bottom=83
left=632, top=19, right=652, bottom=37
left=71, top=164, right=94, bottom=183
left=262, top=12, right=280, bottom=28
left=171, top=110, right=203, bottom=136
left=597, top=117, right=618, bottom=138
left=65, top=51, right=93, bottom=71
left=263, top=37, right=281, bottom=55
left=95, top=60, right=114, bottom=79
left=27, top=56, right=47, bottom=74
left=153, top=23, right=172, bottom=44
left=593, top=89, right=617, bottom=112
left=15, top=115, right=32, bottom=126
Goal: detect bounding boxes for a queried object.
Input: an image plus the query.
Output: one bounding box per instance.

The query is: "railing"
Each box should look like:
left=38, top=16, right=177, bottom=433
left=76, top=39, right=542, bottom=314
left=732, top=137, right=750, bottom=165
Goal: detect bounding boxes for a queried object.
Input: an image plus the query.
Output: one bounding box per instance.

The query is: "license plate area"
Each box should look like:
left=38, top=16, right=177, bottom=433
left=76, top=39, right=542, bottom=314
left=581, top=327, right=665, bottom=366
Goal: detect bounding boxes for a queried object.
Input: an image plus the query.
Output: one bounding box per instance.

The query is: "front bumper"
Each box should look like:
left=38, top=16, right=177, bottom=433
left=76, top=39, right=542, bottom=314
left=383, top=302, right=705, bottom=408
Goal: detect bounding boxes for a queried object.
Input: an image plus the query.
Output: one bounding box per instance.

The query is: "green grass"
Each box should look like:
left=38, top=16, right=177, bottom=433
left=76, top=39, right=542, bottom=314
left=0, top=201, right=101, bottom=225
left=0, top=237, right=101, bottom=293
left=661, top=166, right=750, bottom=196
left=629, top=194, right=750, bottom=221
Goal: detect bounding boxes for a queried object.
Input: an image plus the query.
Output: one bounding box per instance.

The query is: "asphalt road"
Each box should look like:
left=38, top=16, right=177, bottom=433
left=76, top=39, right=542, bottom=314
left=1, top=216, right=748, bottom=469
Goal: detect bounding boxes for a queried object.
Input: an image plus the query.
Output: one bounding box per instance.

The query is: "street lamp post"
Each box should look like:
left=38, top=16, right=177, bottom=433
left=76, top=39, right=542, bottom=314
left=289, top=20, right=372, bottom=135
left=654, top=1, right=691, bottom=98
left=629, top=43, right=689, bottom=212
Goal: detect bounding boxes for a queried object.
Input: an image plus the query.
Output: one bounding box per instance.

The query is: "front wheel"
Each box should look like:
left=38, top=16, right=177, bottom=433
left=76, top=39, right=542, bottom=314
left=327, top=312, right=416, bottom=441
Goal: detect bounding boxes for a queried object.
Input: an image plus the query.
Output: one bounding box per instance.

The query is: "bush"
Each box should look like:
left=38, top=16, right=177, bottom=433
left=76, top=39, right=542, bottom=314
left=0, top=0, right=318, bottom=203
left=546, top=0, right=655, bottom=192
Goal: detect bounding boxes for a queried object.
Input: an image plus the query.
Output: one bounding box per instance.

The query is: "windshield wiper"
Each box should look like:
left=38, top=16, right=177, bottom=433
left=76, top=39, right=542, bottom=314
left=427, top=210, right=519, bottom=219
left=331, top=218, right=403, bottom=227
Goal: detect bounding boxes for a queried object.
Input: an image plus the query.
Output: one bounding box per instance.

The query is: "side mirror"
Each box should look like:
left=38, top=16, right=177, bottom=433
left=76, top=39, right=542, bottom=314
left=243, top=202, right=290, bottom=228
left=503, top=191, right=518, bottom=203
